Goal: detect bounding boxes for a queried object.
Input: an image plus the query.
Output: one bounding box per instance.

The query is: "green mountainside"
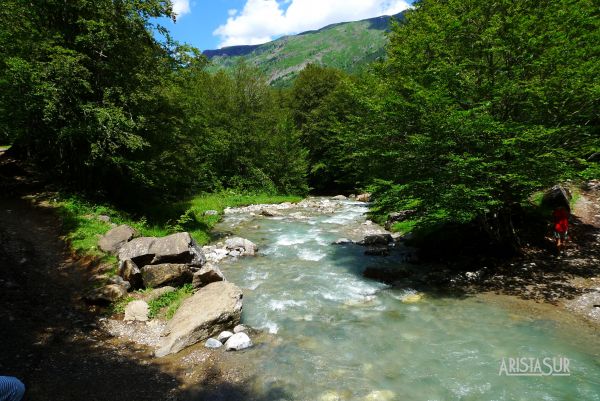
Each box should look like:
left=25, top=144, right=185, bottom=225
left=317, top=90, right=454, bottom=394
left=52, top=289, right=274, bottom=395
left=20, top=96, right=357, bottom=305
left=204, top=13, right=404, bottom=86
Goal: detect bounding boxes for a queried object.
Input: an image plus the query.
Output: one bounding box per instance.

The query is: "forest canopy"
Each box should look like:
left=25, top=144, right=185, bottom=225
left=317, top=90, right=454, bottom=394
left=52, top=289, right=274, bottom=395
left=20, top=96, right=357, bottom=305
left=0, top=0, right=597, bottom=245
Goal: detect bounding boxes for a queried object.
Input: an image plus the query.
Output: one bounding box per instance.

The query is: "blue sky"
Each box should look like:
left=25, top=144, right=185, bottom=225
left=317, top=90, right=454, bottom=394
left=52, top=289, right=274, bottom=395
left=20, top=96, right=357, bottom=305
left=160, top=0, right=412, bottom=51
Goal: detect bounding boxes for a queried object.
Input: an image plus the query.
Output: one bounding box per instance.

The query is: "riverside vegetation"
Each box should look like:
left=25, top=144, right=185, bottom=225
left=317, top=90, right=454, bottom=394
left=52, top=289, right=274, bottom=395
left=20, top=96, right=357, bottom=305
left=0, top=1, right=598, bottom=302
left=0, top=1, right=599, bottom=399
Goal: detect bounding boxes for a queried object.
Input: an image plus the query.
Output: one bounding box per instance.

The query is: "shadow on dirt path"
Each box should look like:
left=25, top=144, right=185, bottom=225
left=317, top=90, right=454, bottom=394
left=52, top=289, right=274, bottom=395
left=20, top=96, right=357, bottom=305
left=0, top=197, right=185, bottom=400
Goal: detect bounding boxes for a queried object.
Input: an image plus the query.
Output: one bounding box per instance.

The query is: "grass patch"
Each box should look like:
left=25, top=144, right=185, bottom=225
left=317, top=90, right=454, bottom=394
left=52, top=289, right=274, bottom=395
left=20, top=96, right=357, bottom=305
left=390, top=219, right=419, bottom=234
left=55, top=195, right=170, bottom=259
left=172, top=192, right=302, bottom=244
left=55, top=191, right=300, bottom=259
left=147, top=284, right=194, bottom=319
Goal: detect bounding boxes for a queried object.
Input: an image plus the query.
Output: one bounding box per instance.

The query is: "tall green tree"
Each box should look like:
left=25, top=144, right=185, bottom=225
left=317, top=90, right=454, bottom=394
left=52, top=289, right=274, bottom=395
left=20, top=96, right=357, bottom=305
left=363, top=0, right=599, bottom=245
left=0, top=0, right=201, bottom=202
left=170, top=61, right=308, bottom=195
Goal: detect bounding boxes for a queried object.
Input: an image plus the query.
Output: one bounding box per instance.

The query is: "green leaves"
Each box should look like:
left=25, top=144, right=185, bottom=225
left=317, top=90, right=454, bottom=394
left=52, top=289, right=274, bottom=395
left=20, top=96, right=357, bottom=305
left=354, top=0, right=599, bottom=243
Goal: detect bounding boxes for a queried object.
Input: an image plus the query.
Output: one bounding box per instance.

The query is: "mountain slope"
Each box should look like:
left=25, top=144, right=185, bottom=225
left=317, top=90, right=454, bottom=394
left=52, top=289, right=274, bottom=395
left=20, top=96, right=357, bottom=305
left=204, top=13, right=404, bottom=86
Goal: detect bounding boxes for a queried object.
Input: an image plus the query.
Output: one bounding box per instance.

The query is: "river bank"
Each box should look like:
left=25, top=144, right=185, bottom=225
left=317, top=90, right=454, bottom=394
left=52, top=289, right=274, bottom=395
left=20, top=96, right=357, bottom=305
left=1, top=159, right=599, bottom=399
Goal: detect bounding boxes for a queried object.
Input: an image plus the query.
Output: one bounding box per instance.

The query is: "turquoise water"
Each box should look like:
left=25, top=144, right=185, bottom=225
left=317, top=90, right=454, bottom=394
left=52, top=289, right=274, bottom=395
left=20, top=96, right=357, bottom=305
left=216, top=199, right=600, bottom=401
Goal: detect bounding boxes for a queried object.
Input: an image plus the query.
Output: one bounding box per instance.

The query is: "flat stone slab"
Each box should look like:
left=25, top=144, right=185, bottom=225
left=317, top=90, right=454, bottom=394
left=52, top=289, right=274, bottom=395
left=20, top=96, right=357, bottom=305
left=118, top=232, right=205, bottom=267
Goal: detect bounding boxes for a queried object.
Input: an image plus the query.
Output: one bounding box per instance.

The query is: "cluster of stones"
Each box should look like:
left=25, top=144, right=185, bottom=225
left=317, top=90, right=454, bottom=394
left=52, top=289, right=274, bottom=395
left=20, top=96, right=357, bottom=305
left=88, top=224, right=259, bottom=357
left=204, top=324, right=253, bottom=351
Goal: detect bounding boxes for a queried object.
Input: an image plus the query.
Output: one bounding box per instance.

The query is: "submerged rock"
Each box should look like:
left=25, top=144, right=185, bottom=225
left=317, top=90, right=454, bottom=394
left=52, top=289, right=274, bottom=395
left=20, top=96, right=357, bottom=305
left=202, top=246, right=229, bottom=263
left=365, top=390, right=396, bottom=401
left=319, top=391, right=344, bottom=401
left=224, top=332, right=252, bottom=351
left=155, top=281, right=243, bottom=357
left=98, top=224, right=137, bottom=254
left=402, top=293, right=424, bottom=303
left=364, top=246, right=390, bottom=256
left=124, top=300, right=149, bottom=322
left=359, top=234, right=393, bottom=246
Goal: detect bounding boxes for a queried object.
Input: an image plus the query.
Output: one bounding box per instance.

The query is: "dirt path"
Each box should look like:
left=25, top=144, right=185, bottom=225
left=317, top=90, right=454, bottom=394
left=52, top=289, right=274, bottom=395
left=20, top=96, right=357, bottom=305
left=0, top=197, right=186, bottom=400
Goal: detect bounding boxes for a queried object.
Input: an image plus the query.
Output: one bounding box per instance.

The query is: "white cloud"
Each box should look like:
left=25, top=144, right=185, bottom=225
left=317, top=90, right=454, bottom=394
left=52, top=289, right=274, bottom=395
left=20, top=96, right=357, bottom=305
left=172, top=0, right=191, bottom=17
left=213, top=0, right=410, bottom=48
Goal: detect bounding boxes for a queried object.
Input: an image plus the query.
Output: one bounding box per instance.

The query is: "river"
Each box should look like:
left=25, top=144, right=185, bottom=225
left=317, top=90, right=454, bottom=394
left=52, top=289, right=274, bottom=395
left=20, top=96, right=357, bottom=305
left=212, top=197, right=600, bottom=400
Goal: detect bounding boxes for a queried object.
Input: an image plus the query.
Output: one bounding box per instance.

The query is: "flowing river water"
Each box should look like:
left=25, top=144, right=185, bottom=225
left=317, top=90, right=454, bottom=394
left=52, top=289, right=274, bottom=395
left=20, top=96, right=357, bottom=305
left=212, top=198, right=600, bottom=401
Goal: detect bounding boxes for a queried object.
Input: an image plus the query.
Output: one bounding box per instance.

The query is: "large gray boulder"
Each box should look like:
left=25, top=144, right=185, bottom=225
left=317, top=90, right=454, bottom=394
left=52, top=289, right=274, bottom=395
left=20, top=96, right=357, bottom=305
left=155, top=281, right=243, bottom=357
left=98, top=225, right=137, bottom=254
left=118, top=232, right=206, bottom=267
left=192, top=263, right=225, bottom=289
left=141, top=263, right=193, bottom=288
left=225, top=237, right=257, bottom=256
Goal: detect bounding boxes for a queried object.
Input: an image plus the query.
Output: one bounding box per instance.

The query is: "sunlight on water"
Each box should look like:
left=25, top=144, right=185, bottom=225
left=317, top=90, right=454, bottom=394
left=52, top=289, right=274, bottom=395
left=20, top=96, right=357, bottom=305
left=214, top=199, right=600, bottom=401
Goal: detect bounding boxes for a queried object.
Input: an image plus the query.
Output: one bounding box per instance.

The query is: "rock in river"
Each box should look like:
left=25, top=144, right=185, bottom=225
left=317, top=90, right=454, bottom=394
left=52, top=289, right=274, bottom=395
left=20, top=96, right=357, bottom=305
left=155, top=281, right=243, bottom=357
left=225, top=237, right=258, bottom=256
left=217, top=330, right=234, bottom=343
left=233, top=324, right=248, bottom=333
left=204, top=338, right=223, bottom=349
left=224, top=332, right=253, bottom=351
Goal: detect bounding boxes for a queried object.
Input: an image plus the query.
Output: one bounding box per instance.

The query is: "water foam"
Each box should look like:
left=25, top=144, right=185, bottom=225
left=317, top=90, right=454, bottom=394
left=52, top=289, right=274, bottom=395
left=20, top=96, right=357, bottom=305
left=298, top=248, right=327, bottom=261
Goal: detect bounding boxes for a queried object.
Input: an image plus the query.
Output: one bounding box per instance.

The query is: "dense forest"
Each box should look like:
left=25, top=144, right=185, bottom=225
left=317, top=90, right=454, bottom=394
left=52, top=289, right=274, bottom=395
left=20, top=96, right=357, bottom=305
left=1, top=0, right=598, bottom=249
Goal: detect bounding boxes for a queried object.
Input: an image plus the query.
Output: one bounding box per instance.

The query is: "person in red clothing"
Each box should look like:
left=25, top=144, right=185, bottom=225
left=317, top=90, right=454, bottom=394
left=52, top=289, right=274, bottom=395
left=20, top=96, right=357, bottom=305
left=552, top=206, right=569, bottom=252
